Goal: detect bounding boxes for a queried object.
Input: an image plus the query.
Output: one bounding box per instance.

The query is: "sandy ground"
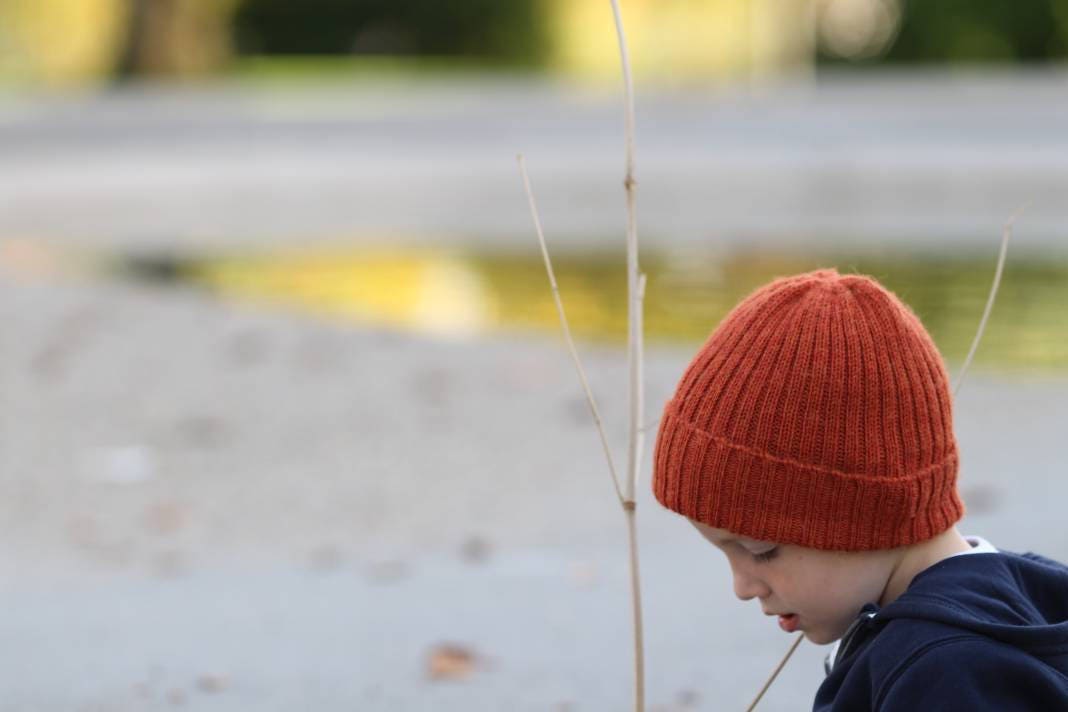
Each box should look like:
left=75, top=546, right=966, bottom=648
left=1, top=268, right=1066, bottom=711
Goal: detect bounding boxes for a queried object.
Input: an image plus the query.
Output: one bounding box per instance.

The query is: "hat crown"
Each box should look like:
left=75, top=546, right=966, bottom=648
left=670, top=268, right=954, bottom=478
left=653, top=268, right=964, bottom=551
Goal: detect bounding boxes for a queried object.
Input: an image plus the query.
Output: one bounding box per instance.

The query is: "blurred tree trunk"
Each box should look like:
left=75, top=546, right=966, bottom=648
left=113, top=0, right=151, bottom=78
left=114, top=0, right=240, bottom=79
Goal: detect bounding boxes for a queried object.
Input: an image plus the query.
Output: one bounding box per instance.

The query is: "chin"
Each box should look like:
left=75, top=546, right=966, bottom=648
left=806, top=622, right=852, bottom=646
left=803, top=629, right=834, bottom=645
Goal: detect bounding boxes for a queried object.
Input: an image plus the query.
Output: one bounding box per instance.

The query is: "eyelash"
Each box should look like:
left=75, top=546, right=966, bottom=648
left=752, top=548, right=779, bottom=563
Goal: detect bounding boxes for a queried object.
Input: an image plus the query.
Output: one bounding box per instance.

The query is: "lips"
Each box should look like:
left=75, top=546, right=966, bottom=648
left=778, top=613, right=800, bottom=633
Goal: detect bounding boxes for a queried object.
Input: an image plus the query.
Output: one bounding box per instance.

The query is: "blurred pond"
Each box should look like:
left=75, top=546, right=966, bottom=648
left=121, top=246, right=1068, bottom=374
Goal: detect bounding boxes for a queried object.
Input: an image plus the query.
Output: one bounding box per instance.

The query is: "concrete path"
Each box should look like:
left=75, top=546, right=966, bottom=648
left=2, top=69, right=1068, bottom=254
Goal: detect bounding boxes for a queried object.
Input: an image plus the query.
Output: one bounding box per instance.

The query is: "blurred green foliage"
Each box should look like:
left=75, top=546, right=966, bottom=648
left=231, top=0, right=1068, bottom=73
left=824, top=0, right=1068, bottom=65
left=232, top=0, right=548, bottom=65
left=888, top=0, right=1068, bottom=62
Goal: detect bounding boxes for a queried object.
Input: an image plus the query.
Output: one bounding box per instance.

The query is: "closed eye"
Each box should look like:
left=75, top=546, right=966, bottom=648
left=752, top=548, right=779, bottom=563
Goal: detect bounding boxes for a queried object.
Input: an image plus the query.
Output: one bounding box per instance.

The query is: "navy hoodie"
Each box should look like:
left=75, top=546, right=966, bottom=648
left=813, top=548, right=1068, bottom=711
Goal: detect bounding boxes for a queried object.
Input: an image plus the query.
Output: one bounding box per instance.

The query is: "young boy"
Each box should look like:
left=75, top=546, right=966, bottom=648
left=652, top=268, right=1068, bottom=710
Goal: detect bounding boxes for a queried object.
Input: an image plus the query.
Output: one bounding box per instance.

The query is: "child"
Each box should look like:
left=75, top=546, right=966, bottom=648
left=652, top=268, right=1068, bottom=710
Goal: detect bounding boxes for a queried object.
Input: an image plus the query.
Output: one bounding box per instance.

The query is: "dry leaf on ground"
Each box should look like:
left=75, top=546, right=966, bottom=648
left=427, top=643, right=479, bottom=681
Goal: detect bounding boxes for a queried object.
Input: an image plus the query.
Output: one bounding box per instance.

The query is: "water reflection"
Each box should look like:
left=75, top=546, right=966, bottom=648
left=183, top=247, right=1068, bottom=372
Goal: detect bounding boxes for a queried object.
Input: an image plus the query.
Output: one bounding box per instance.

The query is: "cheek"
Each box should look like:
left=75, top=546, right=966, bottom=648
left=792, top=560, right=887, bottom=620
left=778, top=559, right=861, bottom=609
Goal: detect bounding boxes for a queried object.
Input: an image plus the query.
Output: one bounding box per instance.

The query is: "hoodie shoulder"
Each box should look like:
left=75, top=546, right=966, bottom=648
left=878, top=551, right=1068, bottom=694
left=873, top=634, right=1068, bottom=711
left=880, top=550, right=1068, bottom=636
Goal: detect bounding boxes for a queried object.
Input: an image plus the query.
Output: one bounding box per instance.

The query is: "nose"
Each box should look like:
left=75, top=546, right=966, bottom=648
left=731, top=564, right=771, bottom=601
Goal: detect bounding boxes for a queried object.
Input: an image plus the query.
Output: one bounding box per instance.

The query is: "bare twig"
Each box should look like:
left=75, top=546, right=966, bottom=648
left=953, top=204, right=1027, bottom=397
left=517, top=154, right=625, bottom=506
left=624, top=499, right=645, bottom=709
left=610, top=0, right=643, bottom=506
left=746, top=634, right=804, bottom=712
left=631, top=271, right=646, bottom=492
left=519, top=0, right=647, bottom=705
left=639, top=414, right=660, bottom=435
left=609, top=1, right=647, bottom=708
left=610, top=0, right=637, bottom=191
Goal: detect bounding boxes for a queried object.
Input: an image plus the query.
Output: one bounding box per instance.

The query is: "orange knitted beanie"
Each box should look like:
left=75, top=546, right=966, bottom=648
left=652, top=267, right=965, bottom=551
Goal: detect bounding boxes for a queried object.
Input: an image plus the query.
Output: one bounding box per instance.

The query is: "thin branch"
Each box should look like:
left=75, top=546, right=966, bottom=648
left=609, top=0, right=637, bottom=187
left=611, top=0, right=643, bottom=507
left=609, top=2, right=647, bottom=710
left=952, top=203, right=1027, bottom=397
left=633, top=271, right=646, bottom=490
left=516, top=154, right=625, bottom=506
left=639, top=415, right=660, bottom=435
left=522, top=2, right=645, bottom=707
left=746, top=634, right=804, bottom=712
left=625, top=505, right=645, bottom=710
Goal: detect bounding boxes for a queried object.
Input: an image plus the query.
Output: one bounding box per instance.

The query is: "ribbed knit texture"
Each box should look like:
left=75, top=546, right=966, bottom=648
left=652, top=268, right=965, bottom=551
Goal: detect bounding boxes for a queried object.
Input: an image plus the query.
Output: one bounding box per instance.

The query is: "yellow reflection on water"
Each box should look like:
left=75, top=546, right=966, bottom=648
left=191, top=248, right=492, bottom=338
left=186, top=247, right=1068, bottom=373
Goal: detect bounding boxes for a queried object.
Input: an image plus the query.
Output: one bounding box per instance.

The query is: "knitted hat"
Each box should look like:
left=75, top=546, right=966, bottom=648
left=652, top=267, right=965, bottom=551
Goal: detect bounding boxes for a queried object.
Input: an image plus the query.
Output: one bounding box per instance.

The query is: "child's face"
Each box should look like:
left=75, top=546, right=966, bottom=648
left=690, top=520, right=898, bottom=645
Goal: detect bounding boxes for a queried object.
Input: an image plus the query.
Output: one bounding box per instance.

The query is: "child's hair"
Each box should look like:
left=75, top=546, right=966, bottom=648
left=652, top=267, right=964, bottom=551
